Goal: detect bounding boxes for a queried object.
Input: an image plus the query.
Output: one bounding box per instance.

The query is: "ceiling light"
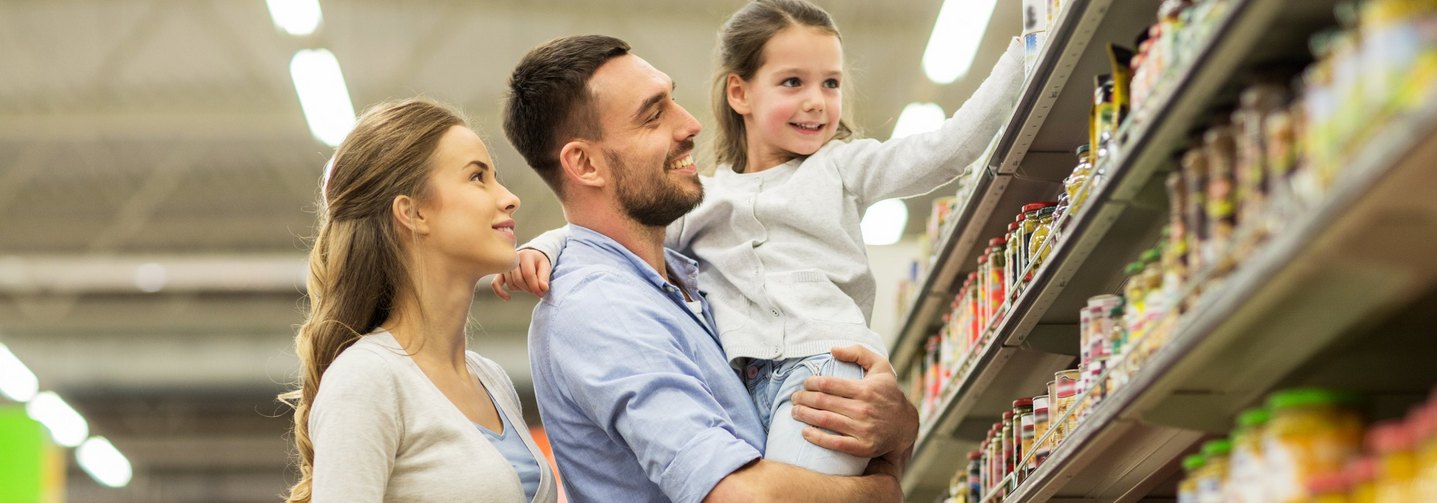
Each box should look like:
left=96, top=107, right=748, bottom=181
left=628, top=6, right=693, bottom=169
left=923, top=0, right=1000, bottom=84
left=77, top=437, right=133, bottom=488
left=862, top=199, right=909, bottom=246
left=290, top=49, right=357, bottom=147
left=0, top=343, right=38, bottom=402
left=890, top=102, right=947, bottom=140
left=26, top=391, right=88, bottom=447
left=266, top=0, right=323, bottom=37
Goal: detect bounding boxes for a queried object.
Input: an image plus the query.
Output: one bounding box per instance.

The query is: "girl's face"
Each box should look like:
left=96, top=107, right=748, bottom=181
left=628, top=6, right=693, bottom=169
left=729, top=25, right=843, bottom=171
left=416, top=125, right=522, bottom=276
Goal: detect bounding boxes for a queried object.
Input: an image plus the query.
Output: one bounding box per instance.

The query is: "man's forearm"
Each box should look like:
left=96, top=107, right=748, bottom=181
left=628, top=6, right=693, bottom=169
left=705, top=459, right=902, bottom=503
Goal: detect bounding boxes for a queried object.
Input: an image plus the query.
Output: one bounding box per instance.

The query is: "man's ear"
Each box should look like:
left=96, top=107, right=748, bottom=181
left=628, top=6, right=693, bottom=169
left=559, top=140, right=606, bottom=189
left=391, top=194, right=429, bottom=235
left=726, top=74, right=751, bottom=115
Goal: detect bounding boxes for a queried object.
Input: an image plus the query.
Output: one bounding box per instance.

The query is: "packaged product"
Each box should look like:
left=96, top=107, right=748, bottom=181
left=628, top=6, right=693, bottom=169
left=1022, top=0, right=1049, bottom=77
left=1091, top=75, right=1118, bottom=162
left=1196, top=439, right=1231, bottom=503
left=1264, top=389, right=1365, bottom=502
left=1202, top=125, right=1237, bottom=272
left=1178, top=453, right=1206, bottom=503
left=1063, top=145, right=1095, bottom=216
left=1180, top=147, right=1210, bottom=279
left=1228, top=408, right=1271, bottom=503
left=1031, top=394, right=1051, bottom=472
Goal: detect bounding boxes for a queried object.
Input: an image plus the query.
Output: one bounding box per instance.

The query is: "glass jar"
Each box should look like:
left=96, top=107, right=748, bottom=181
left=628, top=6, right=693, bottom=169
left=1064, top=144, right=1095, bottom=215
left=988, top=237, right=1008, bottom=325
left=1005, top=219, right=1024, bottom=301
left=1028, top=206, right=1060, bottom=274
left=1263, top=388, right=1365, bottom=503
left=1011, top=398, right=1034, bottom=478
left=1000, top=411, right=1015, bottom=482
left=1179, top=454, right=1206, bottom=503
left=1181, top=147, right=1210, bottom=278
left=1019, top=203, right=1055, bottom=284
left=1228, top=408, right=1271, bottom=503
left=1203, top=125, right=1237, bottom=271
left=977, top=254, right=991, bottom=331
left=1197, top=439, right=1232, bottom=503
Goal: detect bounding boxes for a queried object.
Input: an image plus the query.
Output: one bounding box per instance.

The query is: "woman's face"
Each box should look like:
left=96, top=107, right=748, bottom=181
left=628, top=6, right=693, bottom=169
left=418, top=125, right=521, bottom=276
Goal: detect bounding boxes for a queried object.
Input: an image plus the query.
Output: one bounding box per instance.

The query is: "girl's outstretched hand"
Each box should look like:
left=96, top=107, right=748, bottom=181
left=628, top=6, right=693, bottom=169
left=490, top=249, right=552, bottom=300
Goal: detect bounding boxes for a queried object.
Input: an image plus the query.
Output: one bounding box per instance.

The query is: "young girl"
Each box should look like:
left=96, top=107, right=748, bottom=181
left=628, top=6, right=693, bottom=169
left=498, top=0, right=1022, bottom=476
left=282, top=99, right=557, bottom=502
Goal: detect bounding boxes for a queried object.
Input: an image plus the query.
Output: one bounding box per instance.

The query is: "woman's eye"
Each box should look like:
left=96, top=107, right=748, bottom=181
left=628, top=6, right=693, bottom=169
left=471, top=172, right=485, bottom=182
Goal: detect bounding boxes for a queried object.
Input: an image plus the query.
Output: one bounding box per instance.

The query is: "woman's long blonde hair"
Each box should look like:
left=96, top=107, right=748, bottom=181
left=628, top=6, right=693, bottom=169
left=280, top=99, right=464, bottom=503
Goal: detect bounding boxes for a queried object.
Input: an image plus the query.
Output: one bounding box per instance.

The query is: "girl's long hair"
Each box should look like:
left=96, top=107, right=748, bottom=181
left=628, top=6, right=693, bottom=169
left=279, top=98, right=464, bottom=503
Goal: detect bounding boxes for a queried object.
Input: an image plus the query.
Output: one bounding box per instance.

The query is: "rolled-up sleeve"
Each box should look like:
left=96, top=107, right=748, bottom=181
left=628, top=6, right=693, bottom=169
left=538, top=271, right=761, bottom=503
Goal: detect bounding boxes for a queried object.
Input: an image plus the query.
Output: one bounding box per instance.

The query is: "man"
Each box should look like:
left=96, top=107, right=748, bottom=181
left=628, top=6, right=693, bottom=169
left=501, top=35, right=916, bottom=502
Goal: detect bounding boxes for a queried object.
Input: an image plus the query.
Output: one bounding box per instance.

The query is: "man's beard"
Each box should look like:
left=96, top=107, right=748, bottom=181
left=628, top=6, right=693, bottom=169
left=607, top=148, right=703, bottom=228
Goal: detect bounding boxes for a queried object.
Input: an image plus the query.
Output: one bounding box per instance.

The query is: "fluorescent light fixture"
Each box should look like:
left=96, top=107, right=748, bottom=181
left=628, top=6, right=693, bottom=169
left=78, top=437, right=133, bottom=488
left=0, top=343, right=39, bottom=402
left=290, top=49, right=357, bottom=148
left=890, top=102, right=947, bottom=140
left=266, top=0, right=323, bottom=36
left=26, top=391, right=89, bottom=447
left=134, top=262, right=166, bottom=293
left=923, top=0, right=1000, bottom=84
left=862, top=199, right=909, bottom=246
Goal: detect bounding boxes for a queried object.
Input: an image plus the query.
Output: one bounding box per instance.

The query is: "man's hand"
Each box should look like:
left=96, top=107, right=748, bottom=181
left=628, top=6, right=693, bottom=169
left=788, top=345, right=918, bottom=463
left=490, top=249, right=552, bottom=300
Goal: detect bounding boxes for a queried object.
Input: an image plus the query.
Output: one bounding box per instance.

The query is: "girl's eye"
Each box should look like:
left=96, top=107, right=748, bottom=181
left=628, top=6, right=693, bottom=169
left=824, top=78, right=840, bottom=89
left=781, top=77, right=801, bottom=87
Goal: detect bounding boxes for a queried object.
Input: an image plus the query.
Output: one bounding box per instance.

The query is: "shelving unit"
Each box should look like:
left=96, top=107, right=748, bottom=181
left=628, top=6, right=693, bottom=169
left=890, top=0, right=1437, bottom=501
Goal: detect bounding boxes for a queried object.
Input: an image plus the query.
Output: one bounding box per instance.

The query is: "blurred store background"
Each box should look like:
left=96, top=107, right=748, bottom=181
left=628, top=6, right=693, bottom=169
left=0, top=0, right=1022, bottom=501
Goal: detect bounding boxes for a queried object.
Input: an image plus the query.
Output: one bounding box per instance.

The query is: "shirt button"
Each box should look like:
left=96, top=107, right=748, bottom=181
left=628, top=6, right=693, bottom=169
left=770, top=308, right=780, bottom=317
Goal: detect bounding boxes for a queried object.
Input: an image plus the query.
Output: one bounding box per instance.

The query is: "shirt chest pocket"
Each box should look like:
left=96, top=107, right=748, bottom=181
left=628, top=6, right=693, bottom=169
left=765, top=270, right=866, bottom=325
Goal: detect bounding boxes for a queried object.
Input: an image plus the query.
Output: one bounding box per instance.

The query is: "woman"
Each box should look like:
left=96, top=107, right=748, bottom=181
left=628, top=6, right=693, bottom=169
left=280, top=98, right=557, bottom=502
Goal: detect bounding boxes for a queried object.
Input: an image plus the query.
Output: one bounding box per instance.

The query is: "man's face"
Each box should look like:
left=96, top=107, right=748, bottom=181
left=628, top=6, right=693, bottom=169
left=587, top=54, right=704, bottom=227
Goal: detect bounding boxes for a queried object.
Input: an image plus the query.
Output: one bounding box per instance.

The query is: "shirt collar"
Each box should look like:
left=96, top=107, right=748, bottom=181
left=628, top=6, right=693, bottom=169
left=567, top=224, right=702, bottom=293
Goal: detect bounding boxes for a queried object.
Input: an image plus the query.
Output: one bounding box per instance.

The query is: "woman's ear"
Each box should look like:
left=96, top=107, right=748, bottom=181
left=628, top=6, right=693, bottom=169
left=726, top=74, right=751, bottom=115
left=392, top=194, right=429, bottom=235
left=559, top=141, right=606, bottom=189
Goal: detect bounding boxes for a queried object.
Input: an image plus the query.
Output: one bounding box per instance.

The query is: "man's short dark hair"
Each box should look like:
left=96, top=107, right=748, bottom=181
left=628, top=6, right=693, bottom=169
left=503, top=35, right=631, bottom=197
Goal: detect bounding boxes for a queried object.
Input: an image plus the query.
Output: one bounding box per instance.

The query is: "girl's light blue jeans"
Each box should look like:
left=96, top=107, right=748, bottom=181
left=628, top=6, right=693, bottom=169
left=742, top=353, right=868, bottom=476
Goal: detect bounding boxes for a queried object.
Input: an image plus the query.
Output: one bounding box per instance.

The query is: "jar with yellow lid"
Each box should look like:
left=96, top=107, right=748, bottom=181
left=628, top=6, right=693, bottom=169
left=1263, top=389, right=1364, bottom=503
left=1228, top=408, right=1271, bottom=503
left=1178, top=453, right=1205, bottom=503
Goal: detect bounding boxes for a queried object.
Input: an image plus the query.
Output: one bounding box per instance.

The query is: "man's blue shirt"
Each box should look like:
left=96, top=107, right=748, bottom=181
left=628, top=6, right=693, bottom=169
left=528, top=225, right=765, bottom=503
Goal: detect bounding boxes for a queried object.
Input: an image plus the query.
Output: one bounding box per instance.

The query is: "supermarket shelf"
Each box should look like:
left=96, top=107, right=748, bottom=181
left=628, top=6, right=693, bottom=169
left=898, top=0, right=1350, bottom=500
left=889, top=0, right=1160, bottom=373
left=1002, top=78, right=1437, bottom=503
